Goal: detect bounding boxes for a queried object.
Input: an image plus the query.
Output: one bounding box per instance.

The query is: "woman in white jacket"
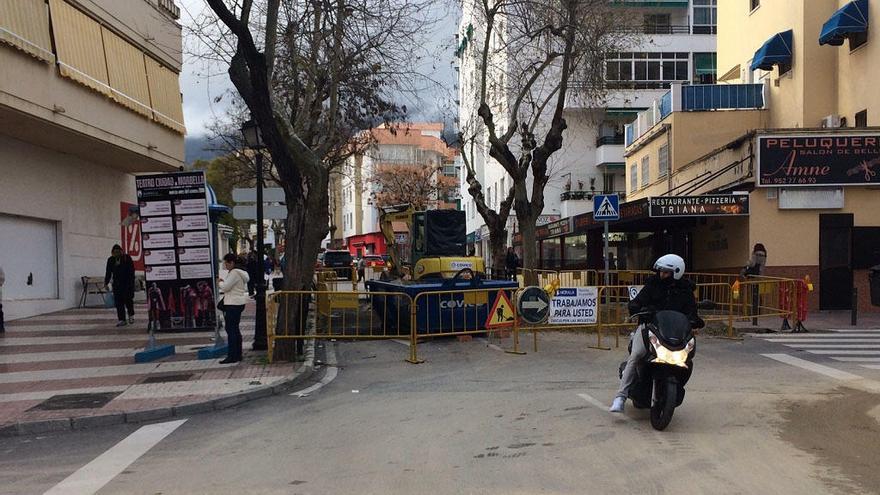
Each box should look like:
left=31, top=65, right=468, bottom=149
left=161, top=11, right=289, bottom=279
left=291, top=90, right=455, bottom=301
left=219, top=253, right=250, bottom=363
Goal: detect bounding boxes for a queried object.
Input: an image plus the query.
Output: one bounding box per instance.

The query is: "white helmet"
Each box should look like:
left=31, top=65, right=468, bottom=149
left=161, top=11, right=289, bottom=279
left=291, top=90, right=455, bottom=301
left=653, top=254, right=685, bottom=280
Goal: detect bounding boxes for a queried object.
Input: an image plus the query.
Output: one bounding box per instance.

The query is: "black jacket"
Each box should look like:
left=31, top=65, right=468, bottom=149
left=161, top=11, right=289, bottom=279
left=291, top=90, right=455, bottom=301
left=105, top=255, right=135, bottom=296
left=628, top=274, right=702, bottom=327
left=505, top=252, right=519, bottom=270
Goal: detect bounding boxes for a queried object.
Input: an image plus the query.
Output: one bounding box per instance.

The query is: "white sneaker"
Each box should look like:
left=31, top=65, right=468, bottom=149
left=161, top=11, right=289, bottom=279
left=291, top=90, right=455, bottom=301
left=128, top=317, right=134, bottom=324
left=609, top=396, right=626, bottom=413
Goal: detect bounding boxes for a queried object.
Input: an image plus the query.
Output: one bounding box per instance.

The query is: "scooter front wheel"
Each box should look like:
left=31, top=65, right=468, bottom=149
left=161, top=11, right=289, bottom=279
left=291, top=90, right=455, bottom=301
left=650, top=379, right=678, bottom=431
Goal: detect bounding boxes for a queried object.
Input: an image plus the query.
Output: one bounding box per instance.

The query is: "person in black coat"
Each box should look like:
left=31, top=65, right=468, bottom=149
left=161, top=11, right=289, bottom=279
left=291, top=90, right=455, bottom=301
left=505, top=247, right=519, bottom=280
left=105, top=244, right=136, bottom=326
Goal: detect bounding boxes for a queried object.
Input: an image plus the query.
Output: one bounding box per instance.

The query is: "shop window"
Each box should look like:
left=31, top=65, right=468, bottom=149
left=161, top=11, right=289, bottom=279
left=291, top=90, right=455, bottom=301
left=850, top=30, right=868, bottom=51
left=641, top=156, right=650, bottom=187
left=855, top=109, right=868, bottom=128
left=564, top=235, right=588, bottom=269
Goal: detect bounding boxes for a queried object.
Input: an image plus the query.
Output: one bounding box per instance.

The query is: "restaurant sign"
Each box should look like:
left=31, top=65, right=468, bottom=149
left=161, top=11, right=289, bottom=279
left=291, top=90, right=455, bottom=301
left=757, top=134, right=880, bottom=187
left=648, top=195, right=750, bottom=217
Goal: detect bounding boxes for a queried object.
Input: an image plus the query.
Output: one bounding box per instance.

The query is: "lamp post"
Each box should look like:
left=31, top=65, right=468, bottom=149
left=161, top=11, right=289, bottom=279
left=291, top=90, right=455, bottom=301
left=241, top=119, right=268, bottom=351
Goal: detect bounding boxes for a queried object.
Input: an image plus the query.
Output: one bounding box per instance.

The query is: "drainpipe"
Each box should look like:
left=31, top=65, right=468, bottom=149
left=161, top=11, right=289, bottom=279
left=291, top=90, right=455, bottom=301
left=664, top=124, right=673, bottom=194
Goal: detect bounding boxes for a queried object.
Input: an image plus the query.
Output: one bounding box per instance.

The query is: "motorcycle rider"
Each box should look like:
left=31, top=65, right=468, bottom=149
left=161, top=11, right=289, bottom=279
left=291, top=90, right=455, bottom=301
left=610, top=254, right=704, bottom=413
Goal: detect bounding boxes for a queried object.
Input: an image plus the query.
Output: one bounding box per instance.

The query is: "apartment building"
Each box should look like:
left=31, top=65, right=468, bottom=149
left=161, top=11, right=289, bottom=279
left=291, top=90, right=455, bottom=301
left=457, top=0, right=717, bottom=269
left=338, top=123, right=457, bottom=257
left=615, top=0, right=878, bottom=310
left=0, top=0, right=185, bottom=319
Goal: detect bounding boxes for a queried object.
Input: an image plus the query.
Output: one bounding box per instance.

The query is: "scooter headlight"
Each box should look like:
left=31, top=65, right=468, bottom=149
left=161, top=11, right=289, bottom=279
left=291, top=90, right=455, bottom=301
left=648, top=332, right=692, bottom=368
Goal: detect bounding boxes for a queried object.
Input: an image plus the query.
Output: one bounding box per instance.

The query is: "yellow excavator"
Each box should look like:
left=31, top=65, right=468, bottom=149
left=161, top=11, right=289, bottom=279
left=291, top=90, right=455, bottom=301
left=379, top=204, right=484, bottom=280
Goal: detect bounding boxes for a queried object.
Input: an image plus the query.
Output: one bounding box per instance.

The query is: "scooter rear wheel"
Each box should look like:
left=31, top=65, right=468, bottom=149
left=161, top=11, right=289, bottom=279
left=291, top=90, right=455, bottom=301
left=650, top=379, right=678, bottom=431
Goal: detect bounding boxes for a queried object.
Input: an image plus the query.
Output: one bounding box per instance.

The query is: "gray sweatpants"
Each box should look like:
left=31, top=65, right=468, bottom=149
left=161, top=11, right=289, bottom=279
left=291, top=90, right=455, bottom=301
left=616, top=325, right=649, bottom=399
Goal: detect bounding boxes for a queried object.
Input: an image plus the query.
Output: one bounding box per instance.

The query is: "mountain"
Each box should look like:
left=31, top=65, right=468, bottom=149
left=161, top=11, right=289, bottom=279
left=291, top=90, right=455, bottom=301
left=185, top=135, right=224, bottom=165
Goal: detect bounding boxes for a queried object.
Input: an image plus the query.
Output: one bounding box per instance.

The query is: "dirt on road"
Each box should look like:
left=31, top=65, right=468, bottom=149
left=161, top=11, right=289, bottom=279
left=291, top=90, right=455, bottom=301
left=779, top=387, right=880, bottom=495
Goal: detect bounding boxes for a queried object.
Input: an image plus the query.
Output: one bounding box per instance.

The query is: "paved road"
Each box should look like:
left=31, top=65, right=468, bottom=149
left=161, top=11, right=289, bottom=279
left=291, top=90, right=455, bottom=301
left=3, top=331, right=880, bottom=494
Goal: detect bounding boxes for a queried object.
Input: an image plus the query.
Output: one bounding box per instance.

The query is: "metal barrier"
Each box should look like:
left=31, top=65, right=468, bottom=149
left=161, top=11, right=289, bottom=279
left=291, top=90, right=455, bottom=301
left=406, top=287, right=520, bottom=363
left=267, top=290, right=414, bottom=363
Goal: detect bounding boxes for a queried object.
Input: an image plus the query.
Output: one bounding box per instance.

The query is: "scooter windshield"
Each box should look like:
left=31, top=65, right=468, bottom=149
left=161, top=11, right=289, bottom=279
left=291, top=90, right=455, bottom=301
left=651, top=310, right=693, bottom=348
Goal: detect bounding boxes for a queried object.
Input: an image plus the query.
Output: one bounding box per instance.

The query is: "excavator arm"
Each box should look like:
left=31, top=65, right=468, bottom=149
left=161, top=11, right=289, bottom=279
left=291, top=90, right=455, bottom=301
left=379, top=204, right=414, bottom=279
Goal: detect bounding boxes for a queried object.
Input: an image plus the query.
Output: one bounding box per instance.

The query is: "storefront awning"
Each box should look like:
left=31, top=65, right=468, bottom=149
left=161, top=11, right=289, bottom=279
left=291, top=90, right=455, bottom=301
left=750, top=30, right=793, bottom=71
left=819, top=0, right=868, bottom=46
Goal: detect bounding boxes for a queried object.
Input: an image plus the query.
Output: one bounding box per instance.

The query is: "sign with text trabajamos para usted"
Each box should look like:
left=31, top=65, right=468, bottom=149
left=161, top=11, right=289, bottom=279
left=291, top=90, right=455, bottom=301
left=757, top=134, right=880, bottom=187
left=135, top=171, right=216, bottom=331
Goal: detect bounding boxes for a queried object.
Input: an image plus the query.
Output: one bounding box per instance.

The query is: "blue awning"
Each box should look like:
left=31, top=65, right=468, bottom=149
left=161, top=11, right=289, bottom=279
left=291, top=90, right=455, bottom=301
left=819, top=0, right=868, bottom=46
left=206, top=183, right=231, bottom=219
left=750, top=30, right=793, bottom=71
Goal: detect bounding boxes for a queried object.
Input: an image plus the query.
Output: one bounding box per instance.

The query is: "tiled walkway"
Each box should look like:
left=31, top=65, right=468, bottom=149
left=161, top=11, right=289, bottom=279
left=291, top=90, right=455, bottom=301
left=0, top=304, right=303, bottom=431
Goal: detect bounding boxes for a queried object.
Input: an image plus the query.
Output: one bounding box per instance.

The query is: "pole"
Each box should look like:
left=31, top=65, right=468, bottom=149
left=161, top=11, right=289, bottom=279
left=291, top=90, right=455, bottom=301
left=253, top=152, right=268, bottom=351
left=851, top=287, right=858, bottom=326
left=603, top=221, right=610, bottom=286
left=603, top=221, right=610, bottom=346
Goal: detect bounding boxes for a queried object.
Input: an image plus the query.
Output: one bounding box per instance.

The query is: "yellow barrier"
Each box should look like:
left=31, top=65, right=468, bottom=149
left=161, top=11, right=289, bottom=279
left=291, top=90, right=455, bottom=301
left=266, top=290, right=414, bottom=363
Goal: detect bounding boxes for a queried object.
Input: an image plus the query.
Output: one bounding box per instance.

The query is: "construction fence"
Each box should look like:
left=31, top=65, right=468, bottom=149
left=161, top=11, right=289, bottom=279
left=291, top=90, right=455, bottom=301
left=266, top=273, right=809, bottom=363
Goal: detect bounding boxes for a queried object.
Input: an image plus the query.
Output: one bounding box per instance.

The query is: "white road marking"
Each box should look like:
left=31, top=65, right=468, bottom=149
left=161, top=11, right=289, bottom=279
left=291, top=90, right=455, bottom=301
left=761, top=354, right=864, bottom=381
left=806, top=350, right=880, bottom=355
left=391, top=339, right=411, bottom=347
left=765, top=338, right=880, bottom=343
left=828, top=329, right=880, bottom=332
left=757, top=333, right=880, bottom=338
left=577, top=392, right=609, bottom=409
left=788, top=344, right=880, bottom=348
left=291, top=344, right=338, bottom=398
left=43, top=419, right=187, bottom=495
left=859, top=365, right=880, bottom=370
left=833, top=357, right=880, bottom=362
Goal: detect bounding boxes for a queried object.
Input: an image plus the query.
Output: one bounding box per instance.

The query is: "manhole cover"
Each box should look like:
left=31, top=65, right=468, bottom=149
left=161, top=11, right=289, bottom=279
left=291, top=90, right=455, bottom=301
left=140, top=373, right=194, bottom=384
left=30, top=392, right=121, bottom=411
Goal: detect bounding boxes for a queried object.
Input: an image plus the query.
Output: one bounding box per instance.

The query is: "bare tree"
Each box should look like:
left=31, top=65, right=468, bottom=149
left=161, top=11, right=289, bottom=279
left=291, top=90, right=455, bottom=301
left=458, top=0, right=637, bottom=281
left=194, top=0, right=437, bottom=357
left=369, top=163, right=459, bottom=210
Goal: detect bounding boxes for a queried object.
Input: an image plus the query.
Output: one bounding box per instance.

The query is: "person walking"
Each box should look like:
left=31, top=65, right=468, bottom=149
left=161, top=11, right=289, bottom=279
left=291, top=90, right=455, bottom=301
left=218, top=253, right=249, bottom=364
left=0, top=264, right=6, bottom=333
left=505, top=247, right=519, bottom=281
left=104, top=244, right=136, bottom=327
left=357, top=257, right=366, bottom=283
left=246, top=250, right=259, bottom=296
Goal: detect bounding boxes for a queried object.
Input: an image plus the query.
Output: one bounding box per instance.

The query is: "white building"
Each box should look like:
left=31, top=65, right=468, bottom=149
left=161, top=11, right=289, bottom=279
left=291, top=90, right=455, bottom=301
left=457, top=0, right=717, bottom=267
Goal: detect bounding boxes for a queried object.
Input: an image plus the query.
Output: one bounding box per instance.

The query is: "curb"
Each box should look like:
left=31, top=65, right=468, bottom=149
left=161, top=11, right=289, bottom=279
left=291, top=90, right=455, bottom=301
left=0, top=358, right=320, bottom=438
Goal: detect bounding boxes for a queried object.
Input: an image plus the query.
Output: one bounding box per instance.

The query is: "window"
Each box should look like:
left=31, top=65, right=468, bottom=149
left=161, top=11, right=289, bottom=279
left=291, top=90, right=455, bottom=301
left=693, top=0, right=717, bottom=34
left=563, top=235, right=588, bottom=269
left=603, top=173, right=615, bottom=194
left=659, top=144, right=669, bottom=177
left=750, top=0, right=760, bottom=12
left=693, top=53, right=717, bottom=84
left=605, top=52, right=689, bottom=89
left=850, top=30, right=868, bottom=51
left=643, top=14, right=671, bottom=34
left=641, top=156, right=650, bottom=187
left=629, top=163, right=638, bottom=192
left=855, top=109, right=868, bottom=128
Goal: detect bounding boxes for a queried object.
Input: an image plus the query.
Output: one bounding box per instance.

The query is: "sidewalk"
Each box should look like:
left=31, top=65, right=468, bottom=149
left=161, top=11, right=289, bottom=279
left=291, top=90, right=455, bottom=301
left=733, top=310, right=880, bottom=332
left=0, top=302, right=312, bottom=436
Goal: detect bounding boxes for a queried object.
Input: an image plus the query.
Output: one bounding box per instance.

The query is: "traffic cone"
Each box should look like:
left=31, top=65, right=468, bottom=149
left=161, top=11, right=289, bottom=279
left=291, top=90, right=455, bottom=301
left=731, top=280, right=741, bottom=300
left=804, top=274, right=814, bottom=292
left=544, top=278, right=560, bottom=298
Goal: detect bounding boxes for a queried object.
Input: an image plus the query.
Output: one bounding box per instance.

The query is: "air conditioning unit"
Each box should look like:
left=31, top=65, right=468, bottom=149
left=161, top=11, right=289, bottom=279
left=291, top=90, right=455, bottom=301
left=820, top=114, right=842, bottom=128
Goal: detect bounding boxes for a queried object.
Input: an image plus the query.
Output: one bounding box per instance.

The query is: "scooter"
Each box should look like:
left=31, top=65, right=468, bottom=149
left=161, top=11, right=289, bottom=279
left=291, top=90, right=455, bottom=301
left=618, top=304, right=711, bottom=431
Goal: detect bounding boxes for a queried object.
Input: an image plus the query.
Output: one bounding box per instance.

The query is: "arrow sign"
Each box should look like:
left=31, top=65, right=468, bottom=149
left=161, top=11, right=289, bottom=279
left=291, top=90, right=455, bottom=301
left=518, top=286, right=551, bottom=325
left=522, top=299, right=548, bottom=311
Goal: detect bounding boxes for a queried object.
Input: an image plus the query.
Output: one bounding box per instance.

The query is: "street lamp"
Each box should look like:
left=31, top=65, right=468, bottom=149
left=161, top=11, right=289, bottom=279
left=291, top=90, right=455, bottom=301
left=241, top=118, right=268, bottom=351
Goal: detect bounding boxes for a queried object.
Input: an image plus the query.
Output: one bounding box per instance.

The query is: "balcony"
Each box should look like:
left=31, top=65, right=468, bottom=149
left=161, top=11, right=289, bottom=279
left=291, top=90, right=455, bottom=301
left=560, top=190, right=627, bottom=202
left=625, top=82, right=767, bottom=147
left=595, top=136, right=625, bottom=168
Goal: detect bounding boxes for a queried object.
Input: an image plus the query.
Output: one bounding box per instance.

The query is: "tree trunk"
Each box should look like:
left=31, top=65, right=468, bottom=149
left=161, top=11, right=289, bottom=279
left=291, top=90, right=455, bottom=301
left=488, top=226, right=508, bottom=279
left=519, top=214, right=539, bottom=286
left=274, top=172, right=330, bottom=362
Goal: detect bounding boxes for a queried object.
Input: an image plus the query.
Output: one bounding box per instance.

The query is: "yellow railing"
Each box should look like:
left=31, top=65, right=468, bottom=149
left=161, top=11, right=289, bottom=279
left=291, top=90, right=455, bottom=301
left=265, top=275, right=804, bottom=363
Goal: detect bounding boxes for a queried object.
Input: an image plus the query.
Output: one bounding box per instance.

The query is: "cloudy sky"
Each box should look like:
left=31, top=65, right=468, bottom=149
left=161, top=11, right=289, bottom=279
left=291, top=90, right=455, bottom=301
left=177, top=0, right=458, bottom=138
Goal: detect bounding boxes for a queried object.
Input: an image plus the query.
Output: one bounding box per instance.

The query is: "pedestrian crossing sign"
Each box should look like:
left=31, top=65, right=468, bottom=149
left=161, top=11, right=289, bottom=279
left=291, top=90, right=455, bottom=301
left=486, top=291, right=516, bottom=328
left=593, top=194, right=620, bottom=221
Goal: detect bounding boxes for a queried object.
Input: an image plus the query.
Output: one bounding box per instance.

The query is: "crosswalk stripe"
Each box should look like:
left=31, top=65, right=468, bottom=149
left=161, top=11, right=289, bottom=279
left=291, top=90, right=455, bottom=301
left=827, top=329, right=880, bottom=332
left=787, top=344, right=880, bottom=348
left=766, top=339, right=880, bottom=343
left=832, top=357, right=880, bottom=362
left=859, top=364, right=880, bottom=370
left=758, top=333, right=880, bottom=338
left=0, top=359, right=240, bottom=384
left=806, top=350, right=880, bottom=355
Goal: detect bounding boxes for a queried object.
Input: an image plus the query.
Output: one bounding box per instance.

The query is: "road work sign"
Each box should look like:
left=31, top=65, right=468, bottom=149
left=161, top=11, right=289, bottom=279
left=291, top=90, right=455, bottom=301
left=549, top=287, right=598, bottom=325
left=518, top=286, right=550, bottom=324
left=486, top=291, right=516, bottom=328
